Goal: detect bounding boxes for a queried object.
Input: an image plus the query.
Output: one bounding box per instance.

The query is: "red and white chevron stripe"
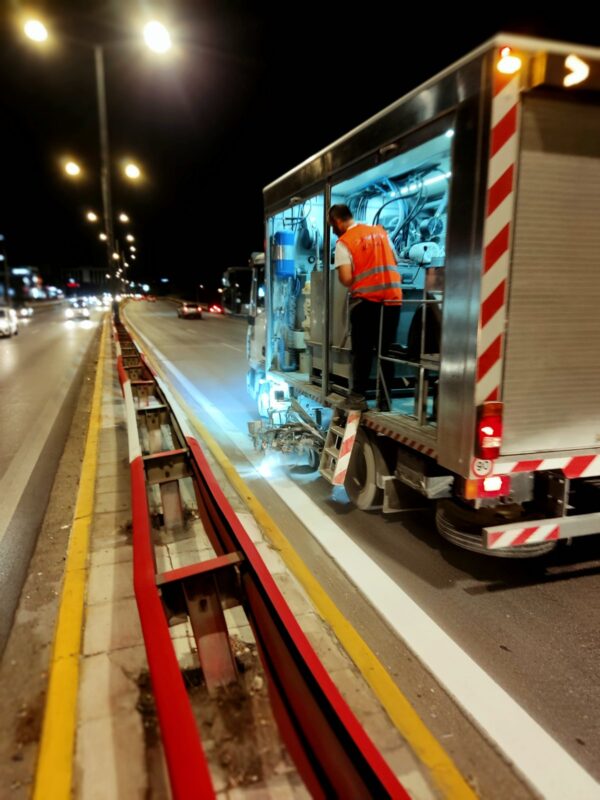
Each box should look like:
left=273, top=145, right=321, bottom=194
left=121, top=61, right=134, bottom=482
left=475, top=62, right=521, bottom=406
left=332, top=411, right=361, bottom=486
left=494, top=454, right=600, bottom=479
left=363, top=419, right=437, bottom=459
left=487, top=522, right=560, bottom=550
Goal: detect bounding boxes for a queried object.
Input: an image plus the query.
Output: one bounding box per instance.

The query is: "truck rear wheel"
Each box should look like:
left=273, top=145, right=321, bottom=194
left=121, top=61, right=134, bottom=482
left=436, top=499, right=557, bottom=558
left=344, top=429, right=389, bottom=511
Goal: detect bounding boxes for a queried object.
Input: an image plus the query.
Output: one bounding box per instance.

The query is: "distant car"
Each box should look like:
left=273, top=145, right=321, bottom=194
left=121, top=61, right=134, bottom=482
left=65, top=300, right=90, bottom=320
left=177, top=301, right=203, bottom=319
left=16, top=305, right=33, bottom=319
left=208, top=303, right=224, bottom=314
left=0, top=306, right=19, bottom=337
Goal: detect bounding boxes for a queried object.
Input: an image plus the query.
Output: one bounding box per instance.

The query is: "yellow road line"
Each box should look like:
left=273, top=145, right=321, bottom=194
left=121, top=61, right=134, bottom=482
left=127, top=319, right=477, bottom=799
left=32, top=317, right=108, bottom=800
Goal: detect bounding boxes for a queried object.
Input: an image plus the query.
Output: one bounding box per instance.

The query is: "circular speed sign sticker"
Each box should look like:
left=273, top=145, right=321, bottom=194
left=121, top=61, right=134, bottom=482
left=471, top=458, right=492, bottom=477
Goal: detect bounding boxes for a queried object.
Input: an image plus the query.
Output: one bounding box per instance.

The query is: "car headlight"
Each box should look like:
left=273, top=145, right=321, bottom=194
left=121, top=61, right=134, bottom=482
left=66, top=309, right=74, bottom=318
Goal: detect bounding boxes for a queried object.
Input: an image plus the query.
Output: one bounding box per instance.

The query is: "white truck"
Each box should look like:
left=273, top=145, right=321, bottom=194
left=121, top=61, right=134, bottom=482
left=247, top=34, right=600, bottom=557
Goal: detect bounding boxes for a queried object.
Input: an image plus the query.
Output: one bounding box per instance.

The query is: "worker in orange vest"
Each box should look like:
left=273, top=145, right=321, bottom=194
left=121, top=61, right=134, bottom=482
left=329, top=204, right=402, bottom=411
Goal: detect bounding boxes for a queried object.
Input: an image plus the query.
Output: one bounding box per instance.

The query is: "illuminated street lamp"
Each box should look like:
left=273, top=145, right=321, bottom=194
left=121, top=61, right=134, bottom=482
left=86, top=211, right=98, bottom=222
left=124, top=162, right=141, bottom=180
left=99, top=232, right=107, bottom=241
left=23, top=19, right=166, bottom=293
left=112, top=252, right=120, bottom=261
left=119, top=213, right=130, bottom=223
left=130, top=245, right=136, bottom=252
left=23, top=19, right=48, bottom=43
left=126, top=234, right=134, bottom=242
left=143, top=21, right=172, bottom=54
left=64, top=160, right=81, bottom=177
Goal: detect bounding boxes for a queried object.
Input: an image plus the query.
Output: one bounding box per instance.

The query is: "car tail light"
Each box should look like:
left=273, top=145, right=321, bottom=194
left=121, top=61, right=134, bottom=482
left=476, top=402, right=503, bottom=460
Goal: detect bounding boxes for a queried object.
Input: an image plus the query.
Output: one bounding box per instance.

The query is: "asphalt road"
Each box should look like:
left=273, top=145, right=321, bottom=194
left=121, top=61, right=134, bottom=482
left=125, top=300, right=600, bottom=788
left=0, top=303, right=101, bottom=653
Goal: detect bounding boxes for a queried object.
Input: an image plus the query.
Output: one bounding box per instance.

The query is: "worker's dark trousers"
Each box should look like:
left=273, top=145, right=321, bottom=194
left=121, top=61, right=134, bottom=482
left=350, top=299, right=400, bottom=401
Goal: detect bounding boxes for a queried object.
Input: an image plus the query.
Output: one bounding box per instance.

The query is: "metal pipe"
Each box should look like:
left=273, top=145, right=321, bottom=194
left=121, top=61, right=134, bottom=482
left=323, top=185, right=331, bottom=400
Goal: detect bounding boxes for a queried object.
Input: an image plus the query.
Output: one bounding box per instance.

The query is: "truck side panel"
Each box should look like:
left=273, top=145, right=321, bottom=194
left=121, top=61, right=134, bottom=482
left=502, top=95, right=600, bottom=455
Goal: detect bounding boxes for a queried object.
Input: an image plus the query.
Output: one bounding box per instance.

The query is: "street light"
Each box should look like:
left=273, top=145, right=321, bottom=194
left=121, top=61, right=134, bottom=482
left=99, top=232, right=107, bottom=241
left=112, top=252, right=120, bottom=261
left=24, top=19, right=48, bottom=43
left=64, top=160, right=81, bottom=177
left=118, top=213, right=130, bottom=223
left=126, top=234, right=134, bottom=242
left=124, top=162, right=141, bottom=180
left=22, top=21, right=166, bottom=295
left=130, top=245, right=136, bottom=252
left=86, top=211, right=98, bottom=222
left=143, top=21, right=172, bottom=54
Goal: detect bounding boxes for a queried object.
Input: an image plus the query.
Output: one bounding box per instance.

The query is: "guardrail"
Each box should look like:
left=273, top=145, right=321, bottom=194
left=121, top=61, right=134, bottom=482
left=114, top=309, right=408, bottom=799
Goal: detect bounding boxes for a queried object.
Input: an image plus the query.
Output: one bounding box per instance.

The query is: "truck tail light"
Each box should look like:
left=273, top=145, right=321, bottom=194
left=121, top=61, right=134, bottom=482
left=463, top=475, right=511, bottom=500
left=477, top=402, right=503, bottom=460
left=497, top=47, right=522, bottom=75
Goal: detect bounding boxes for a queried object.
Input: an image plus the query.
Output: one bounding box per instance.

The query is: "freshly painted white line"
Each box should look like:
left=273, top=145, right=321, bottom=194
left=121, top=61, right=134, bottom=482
left=127, top=317, right=600, bottom=800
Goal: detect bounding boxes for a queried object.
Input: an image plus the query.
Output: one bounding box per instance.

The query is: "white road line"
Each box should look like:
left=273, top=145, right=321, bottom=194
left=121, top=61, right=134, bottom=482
left=0, top=372, right=75, bottom=545
left=132, top=310, right=243, bottom=352
left=127, top=321, right=600, bottom=800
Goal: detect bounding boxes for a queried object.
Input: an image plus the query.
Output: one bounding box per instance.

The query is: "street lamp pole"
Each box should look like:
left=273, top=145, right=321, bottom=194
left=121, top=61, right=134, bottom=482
left=94, top=45, right=117, bottom=297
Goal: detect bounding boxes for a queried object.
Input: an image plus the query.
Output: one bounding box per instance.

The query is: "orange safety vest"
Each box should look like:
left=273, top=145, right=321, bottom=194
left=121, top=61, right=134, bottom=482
left=338, top=224, right=402, bottom=305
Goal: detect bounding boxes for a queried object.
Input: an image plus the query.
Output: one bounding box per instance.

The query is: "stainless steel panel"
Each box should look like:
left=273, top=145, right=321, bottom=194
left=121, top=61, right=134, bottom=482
left=436, top=81, right=494, bottom=476
left=502, top=97, right=600, bottom=455
left=330, top=272, right=350, bottom=351
left=310, top=271, right=325, bottom=343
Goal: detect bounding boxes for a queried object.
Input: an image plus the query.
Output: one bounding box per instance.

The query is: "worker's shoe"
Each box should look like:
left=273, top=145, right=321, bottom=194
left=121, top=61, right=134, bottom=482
left=340, top=393, right=368, bottom=411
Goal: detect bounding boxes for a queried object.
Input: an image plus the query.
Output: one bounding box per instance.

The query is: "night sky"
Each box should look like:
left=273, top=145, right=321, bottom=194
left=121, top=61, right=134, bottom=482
left=0, top=3, right=597, bottom=295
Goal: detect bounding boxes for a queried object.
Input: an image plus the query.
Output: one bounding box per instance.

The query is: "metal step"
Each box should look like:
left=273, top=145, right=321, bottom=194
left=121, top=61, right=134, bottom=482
left=319, top=467, right=335, bottom=483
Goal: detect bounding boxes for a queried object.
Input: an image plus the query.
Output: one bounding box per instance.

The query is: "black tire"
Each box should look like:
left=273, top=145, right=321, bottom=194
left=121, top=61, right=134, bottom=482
left=436, top=499, right=557, bottom=558
left=344, top=428, right=383, bottom=510
left=306, top=448, right=320, bottom=472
